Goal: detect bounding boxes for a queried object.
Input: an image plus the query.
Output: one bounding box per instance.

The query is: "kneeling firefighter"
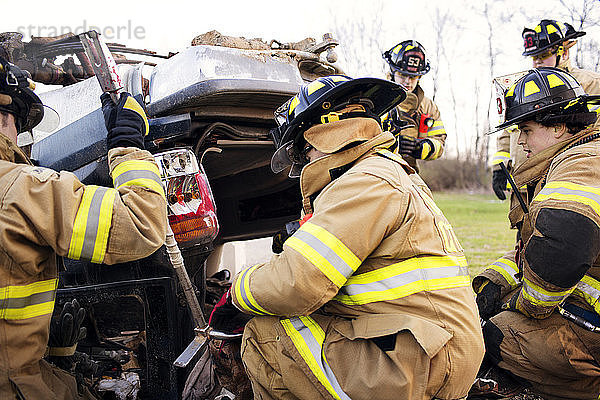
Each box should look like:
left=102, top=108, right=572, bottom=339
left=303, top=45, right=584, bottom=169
left=472, top=67, right=600, bottom=399
left=210, top=75, right=484, bottom=399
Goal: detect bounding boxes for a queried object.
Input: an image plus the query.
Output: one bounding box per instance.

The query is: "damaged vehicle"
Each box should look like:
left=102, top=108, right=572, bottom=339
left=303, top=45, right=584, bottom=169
left=0, top=30, right=342, bottom=399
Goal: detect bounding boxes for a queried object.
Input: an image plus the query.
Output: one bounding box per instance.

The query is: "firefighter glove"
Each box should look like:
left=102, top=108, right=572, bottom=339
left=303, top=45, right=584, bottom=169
left=397, top=135, right=418, bottom=156
left=476, top=280, right=502, bottom=320
left=101, top=92, right=148, bottom=150
left=272, top=220, right=301, bottom=254
left=209, top=290, right=252, bottom=335
left=48, top=299, right=87, bottom=356
left=492, top=168, right=508, bottom=200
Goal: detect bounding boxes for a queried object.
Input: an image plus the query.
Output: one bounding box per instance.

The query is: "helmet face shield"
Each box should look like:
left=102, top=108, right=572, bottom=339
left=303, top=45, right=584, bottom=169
left=270, top=140, right=308, bottom=178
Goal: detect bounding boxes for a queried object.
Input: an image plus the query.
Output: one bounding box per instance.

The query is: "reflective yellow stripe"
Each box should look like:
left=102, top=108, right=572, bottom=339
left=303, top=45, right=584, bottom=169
left=420, top=141, right=433, bottom=159
left=333, top=255, right=470, bottom=305
left=491, top=151, right=510, bottom=165
left=522, top=277, right=574, bottom=307
left=281, top=316, right=350, bottom=400
left=488, top=257, right=520, bottom=288
left=232, top=265, right=273, bottom=315
left=427, top=139, right=444, bottom=159
left=122, top=96, right=149, bottom=135
left=427, top=120, right=446, bottom=136
left=112, top=159, right=165, bottom=198
left=0, top=279, right=57, bottom=320
left=573, top=275, right=600, bottom=315
left=68, top=186, right=117, bottom=263
left=285, top=222, right=361, bottom=288
left=533, top=181, right=600, bottom=217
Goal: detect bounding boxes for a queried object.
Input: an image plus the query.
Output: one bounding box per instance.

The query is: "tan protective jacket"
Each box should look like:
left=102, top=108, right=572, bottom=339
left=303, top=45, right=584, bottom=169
left=233, top=118, right=483, bottom=399
left=492, top=59, right=600, bottom=172
left=0, top=133, right=167, bottom=400
left=392, top=85, right=447, bottom=170
left=477, top=128, right=600, bottom=318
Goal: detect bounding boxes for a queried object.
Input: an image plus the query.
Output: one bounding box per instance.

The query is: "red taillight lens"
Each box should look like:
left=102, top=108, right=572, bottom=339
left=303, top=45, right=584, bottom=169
left=154, top=149, right=220, bottom=247
left=166, top=171, right=219, bottom=246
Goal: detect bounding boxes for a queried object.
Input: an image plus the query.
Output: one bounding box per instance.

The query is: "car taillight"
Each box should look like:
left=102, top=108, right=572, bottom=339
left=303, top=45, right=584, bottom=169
left=153, top=148, right=219, bottom=246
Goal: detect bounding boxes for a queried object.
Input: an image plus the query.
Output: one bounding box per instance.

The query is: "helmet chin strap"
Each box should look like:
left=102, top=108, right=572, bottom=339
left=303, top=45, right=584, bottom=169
left=554, top=45, right=565, bottom=67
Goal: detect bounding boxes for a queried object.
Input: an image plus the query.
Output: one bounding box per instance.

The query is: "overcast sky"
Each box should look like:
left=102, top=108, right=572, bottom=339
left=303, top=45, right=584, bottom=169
left=6, top=0, right=599, bottom=158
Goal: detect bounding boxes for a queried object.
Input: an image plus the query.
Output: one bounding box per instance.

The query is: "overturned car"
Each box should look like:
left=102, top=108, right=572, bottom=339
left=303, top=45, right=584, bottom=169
left=2, top=30, right=342, bottom=399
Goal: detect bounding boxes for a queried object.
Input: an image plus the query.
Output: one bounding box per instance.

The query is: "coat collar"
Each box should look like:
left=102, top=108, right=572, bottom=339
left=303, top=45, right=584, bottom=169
left=299, top=119, right=395, bottom=213
left=0, top=132, right=31, bottom=165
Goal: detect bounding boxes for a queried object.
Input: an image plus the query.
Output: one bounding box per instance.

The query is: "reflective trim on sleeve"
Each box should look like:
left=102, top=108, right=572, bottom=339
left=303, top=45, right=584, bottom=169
left=0, top=279, right=58, bottom=320
left=285, top=222, right=361, bottom=288
left=491, top=151, right=511, bottom=165
left=280, top=316, right=350, bottom=400
left=488, top=257, right=520, bottom=288
left=588, top=104, right=600, bottom=115
left=522, top=277, right=574, bottom=307
left=333, top=255, right=470, bottom=306
left=68, top=185, right=117, bottom=263
left=427, top=120, right=446, bottom=136
left=232, top=265, right=273, bottom=316
left=112, top=159, right=165, bottom=198
left=424, top=139, right=443, bottom=160
left=533, top=181, right=600, bottom=217
left=573, top=274, right=600, bottom=315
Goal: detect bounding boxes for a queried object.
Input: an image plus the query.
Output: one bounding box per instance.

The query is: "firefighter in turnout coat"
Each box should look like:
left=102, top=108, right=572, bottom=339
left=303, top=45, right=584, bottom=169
left=0, top=58, right=167, bottom=399
left=380, top=40, right=447, bottom=172
left=472, top=68, right=600, bottom=400
left=492, top=19, right=600, bottom=200
left=209, top=75, right=484, bottom=400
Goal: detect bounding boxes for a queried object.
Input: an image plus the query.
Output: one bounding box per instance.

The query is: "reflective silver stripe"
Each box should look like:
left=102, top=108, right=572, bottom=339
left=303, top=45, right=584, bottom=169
left=0, top=290, right=55, bottom=310
left=428, top=124, right=445, bottom=133
left=287, top=317, right=350, bottom=400
left=490, top=259, right=520, bottom=286
left=80, top=187, right=110, bottom=261
left=114, top=169, right=162, bottom=189
left=577, top=280, right=600, bottom=300
left=293, top=230, right=355, bottom=279
left=238, top=267, right=266, bottom=315
left=338, top=265, right=468, bottom=297
left=535, top=185, right=600, bottom=209
left=523, top=283, right=568, bottom=304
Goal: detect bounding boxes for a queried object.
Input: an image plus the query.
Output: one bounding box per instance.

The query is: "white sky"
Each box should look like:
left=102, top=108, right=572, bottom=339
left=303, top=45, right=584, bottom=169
left=5, top=0, right=599, bottom=158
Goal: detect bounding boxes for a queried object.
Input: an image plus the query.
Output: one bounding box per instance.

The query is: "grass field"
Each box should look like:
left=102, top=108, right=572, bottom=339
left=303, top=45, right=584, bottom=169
left=432, top=192, right=515, bottom=278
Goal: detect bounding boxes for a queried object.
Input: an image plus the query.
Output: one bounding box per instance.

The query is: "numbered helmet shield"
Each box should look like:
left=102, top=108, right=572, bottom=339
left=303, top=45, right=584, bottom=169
left=495, top=67, right=600, bottom=131
left=270, top=75, right=406, bottom=177
left=522, top=20, right=585, bottom=57
left=383, top=40, right=431, bottom=77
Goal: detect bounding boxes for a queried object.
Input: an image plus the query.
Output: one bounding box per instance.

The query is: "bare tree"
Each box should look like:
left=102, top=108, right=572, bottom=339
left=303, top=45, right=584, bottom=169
left=328, top=2, right=388, bottom=78
left=557, top=0, right=600, bottom=69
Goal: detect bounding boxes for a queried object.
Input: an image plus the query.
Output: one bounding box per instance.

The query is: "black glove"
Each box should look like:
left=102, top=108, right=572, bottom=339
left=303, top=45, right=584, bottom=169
left=382, top=109, right=415, bottom=135
left=492, top=168, right=508, bottom=200
left=272, top=220, right=301, bottom=254
left=476, top=280, right=502, bottom=320
left=397, top=135, right=419, bottom=156
left=48, top=299, right=87, bottom=370
left=209, top=290, right=252, bottom=334
left=101, top=92, right=148, bottom=150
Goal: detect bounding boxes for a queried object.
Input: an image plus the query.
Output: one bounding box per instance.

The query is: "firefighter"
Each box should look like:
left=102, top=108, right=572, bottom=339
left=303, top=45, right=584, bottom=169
left=380, top=40, right=447, bottom=171
left=210, top=75, right=484, bottom=399
left=0, top=57, right=167, bottom=399
left=492, top=19, right=600, bottom=200
left=472, top=67, right=600, bottom=399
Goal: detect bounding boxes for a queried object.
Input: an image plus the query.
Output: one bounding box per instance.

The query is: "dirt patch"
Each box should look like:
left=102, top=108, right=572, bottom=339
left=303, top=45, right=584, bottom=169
left=191, top=30, right=270, bottom=50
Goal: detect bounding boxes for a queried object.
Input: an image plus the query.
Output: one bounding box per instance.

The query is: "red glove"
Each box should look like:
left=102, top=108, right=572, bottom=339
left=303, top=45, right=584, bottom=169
left=209, top=290, right=252, bottom=334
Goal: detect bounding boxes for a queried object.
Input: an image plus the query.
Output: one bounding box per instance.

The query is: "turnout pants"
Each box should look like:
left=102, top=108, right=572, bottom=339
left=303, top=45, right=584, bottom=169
left=241, top=314, right=478, bottom=400
left=485, top=310, right=600, bottom=400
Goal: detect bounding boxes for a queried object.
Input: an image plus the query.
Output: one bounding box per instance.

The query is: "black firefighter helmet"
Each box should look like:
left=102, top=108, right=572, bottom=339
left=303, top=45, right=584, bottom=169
left=497, top=67, right=600, bottom=130
left=270, top=75, right=406, bottom=177
left=382, top=40, right=431, bottom=77
left=522, top=19, right=585, bottom=57
left=0, top=56, right=43, bottom=133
